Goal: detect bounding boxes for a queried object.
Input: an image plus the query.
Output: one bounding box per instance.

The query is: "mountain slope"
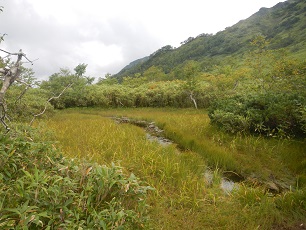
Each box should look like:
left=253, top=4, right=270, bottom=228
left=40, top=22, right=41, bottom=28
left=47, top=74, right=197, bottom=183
left=114, top=0, right=306, bottom=80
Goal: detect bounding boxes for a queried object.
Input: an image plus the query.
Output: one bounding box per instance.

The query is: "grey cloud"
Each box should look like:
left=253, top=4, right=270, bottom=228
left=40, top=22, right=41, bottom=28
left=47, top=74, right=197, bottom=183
left=1, top=0, right=285, bottom=80
left=0, top=0, right=163, bottom=80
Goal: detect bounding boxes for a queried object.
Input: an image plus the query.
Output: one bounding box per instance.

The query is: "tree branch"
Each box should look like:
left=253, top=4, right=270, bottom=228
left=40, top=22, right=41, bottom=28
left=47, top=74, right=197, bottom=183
left=30, top=83, right=73, bottom=126
left=0, top=102, right=10, bottom=133
left=0, top=49, right=35, bottom=131
left=190, top=91, right=198, bottom=109
left=15, top=79, right=32, bottom=104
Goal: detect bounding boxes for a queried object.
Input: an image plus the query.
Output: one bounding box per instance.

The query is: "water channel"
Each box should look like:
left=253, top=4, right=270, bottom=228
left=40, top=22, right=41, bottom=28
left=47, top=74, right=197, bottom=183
left=115, top=116, right=242, bottom=194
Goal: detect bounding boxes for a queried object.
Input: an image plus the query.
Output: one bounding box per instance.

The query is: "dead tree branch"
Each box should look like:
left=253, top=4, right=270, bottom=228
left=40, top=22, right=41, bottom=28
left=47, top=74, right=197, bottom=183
left=15, top=79, right=32, bottom=104
left=0, top=49, right=34, bottom=132
left=30, top=83, right=73, bottom=126
left=0, top=103, right=10, bottom=133
left=189, top=91, right=198, bottom=109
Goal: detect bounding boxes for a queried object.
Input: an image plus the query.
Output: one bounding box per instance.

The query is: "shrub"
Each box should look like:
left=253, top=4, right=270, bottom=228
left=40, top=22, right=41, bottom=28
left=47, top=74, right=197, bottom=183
left=209, top=92, right=306, bottom=137
left=0, top=127, right=153, bottom=229
left=5, top=87, right=54, bottom=122
left=209, top=109, right=251, bottom=133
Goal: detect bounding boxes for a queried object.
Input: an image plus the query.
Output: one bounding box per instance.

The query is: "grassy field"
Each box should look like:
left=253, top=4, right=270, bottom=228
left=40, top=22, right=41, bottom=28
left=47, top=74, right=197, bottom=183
left=41, top=108, right=306, bottom=229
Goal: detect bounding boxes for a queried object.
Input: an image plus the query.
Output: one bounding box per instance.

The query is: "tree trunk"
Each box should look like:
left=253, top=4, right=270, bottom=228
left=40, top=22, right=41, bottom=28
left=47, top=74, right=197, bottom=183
left=0, top=49, right=25, bottom=131
left=0, top=67, right=21, bottom=104
left=190, top=91, right=198, bottom=109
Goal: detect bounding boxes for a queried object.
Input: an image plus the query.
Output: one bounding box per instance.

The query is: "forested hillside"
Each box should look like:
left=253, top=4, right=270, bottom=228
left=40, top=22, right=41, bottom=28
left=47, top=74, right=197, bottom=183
left=114, top=0, right=306, bottom=80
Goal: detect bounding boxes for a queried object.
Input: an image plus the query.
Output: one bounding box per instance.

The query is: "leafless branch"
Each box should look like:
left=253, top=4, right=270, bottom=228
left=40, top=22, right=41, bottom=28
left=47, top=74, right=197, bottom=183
left=0, top=103, right=10, bottom=133
left=0, top=48, right=10, bottom=55
left=0, top=48, right=33, bottom=64
left=0, top=33, right=7, bottom=42
left=30, top=83, right=73, bottom=126
left=14, top=79, right=32, bottom=104
left=189, top=91, right=198, bottom=109
left=0, top=49, right=34, bottom=132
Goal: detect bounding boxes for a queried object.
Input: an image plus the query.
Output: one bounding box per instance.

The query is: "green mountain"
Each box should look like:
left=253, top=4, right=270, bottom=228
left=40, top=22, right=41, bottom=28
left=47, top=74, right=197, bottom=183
left=119, top=56, right=150, bottom=72
left=114, top=0, right=306, bottom=80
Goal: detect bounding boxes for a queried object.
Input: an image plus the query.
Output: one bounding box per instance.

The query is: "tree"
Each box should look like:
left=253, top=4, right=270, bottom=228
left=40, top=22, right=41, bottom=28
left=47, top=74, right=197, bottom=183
left=74, top=63, right=94, bottom=84
left=182, top=61, right=201, bottom=109
left=246, top=35, right=272, bottom=91
left=40, top=64, right=93, bottom=108
left=150, top=45, right=173, bottom=57
left=180, top=37, right=195, bottom=45
left=0, top=7, right=71, bottom=129
left=0, top=49, right=34, bottom=131
left=74, top=63, right=87, bottom=78
left=142, top=66, right=166, bottom=82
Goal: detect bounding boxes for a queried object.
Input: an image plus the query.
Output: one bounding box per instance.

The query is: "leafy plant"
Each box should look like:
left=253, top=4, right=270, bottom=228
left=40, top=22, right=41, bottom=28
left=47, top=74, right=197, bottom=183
left=209, top=92, right=306, bottom=138
left=0, top=127, right=153, bottom=229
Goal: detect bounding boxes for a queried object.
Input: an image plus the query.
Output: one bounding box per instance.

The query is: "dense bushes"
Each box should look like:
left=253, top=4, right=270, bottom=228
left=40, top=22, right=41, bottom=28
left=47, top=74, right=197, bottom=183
left=49, top=80, right=215, bottom=109
left=209, top=92, right=306, bottom=137
left=40, top=71, right=305, bottom=139
left=5, top=86, right=54, bottom=122
left=0, top=127, right=152, bottom=229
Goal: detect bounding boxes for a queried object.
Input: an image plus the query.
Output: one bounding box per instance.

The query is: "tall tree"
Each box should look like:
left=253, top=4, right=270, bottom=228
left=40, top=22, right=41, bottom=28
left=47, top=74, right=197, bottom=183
left=74, top=63, right=87, bottom=78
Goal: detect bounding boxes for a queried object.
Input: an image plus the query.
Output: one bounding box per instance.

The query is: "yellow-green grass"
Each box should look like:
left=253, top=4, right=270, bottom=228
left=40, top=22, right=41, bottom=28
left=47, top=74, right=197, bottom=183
left=65, top=107, right=306, bottom=183
left=41, top=108, right=306, bottom=229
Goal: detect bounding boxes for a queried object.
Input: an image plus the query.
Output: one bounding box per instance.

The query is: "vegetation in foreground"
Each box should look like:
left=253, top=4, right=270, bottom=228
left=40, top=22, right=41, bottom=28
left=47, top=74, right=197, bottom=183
left=42, top=108, right=306, bottom=229
left=0, top=126, right=153, bottom=229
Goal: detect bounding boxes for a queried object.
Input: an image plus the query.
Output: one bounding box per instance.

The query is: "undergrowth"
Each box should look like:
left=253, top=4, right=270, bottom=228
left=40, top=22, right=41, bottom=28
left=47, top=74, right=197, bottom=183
left=0, top=126, right=153, bottom=229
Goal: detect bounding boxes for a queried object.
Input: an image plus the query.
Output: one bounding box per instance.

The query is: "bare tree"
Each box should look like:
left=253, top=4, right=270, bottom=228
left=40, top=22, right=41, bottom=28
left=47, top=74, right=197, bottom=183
left=0, top=49, right=33, bottom=132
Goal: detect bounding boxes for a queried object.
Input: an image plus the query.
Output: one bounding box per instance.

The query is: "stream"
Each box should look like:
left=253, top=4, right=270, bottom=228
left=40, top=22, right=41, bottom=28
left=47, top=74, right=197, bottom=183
left=115, top=116, right=242, bottom=194
left=114, top=117, right=293, bottom=194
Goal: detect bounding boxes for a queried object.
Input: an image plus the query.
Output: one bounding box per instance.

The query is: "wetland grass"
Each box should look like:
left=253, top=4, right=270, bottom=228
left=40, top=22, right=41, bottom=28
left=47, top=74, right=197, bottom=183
left=42, top=108, right=306, bottom=229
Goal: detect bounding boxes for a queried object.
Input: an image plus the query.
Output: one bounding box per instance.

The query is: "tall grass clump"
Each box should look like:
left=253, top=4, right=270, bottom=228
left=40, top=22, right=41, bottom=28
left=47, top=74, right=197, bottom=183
left=0, top=126, right=153, bottom=229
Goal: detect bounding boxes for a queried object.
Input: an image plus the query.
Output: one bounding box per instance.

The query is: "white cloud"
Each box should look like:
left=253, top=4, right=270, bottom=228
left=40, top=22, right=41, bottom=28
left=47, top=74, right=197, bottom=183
left=0, top=0, right=285, bottom=80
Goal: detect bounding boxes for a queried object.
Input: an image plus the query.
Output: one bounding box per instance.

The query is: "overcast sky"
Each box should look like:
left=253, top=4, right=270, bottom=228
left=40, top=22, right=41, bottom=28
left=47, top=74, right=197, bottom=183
left=0, top=0, right=285, bottom=80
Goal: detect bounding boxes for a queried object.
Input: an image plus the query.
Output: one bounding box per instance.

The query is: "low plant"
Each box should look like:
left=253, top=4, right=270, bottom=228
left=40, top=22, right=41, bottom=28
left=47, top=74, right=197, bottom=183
left=0, top=126, right=153, bottom=229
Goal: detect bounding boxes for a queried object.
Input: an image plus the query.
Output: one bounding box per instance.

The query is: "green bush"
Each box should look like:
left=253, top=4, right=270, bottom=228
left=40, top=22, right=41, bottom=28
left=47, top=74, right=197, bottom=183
left=209, top=109, right=251, bottom=133
left=299, top=105, right=306, bottom=134
left=209, top=93, right=306, bottom=137
left=5, top=87, right=54, bottom=122
left=42, top=78, right=216, bottom=109
left=0, top=127, right=153, bottom=229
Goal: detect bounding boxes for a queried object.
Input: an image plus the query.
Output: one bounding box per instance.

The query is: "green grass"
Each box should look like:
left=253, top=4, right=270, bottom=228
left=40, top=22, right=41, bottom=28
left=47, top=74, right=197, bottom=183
left=0, top=126, right=152, bottom=229
left=41, top=108, right=306, bottom=229
left=70, top=107, right=306, bottom=183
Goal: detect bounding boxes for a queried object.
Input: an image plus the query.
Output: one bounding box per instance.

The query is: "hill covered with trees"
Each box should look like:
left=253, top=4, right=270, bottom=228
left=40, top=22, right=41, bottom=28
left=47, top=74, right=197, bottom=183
left=114, top=0, right=306, bottom=80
